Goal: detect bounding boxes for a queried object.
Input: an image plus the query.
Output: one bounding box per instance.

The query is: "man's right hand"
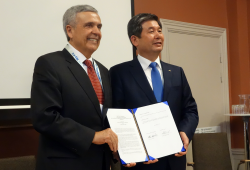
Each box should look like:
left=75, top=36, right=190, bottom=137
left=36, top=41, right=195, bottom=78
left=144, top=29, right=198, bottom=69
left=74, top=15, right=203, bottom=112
left=92, top=128, right=118, bottom=152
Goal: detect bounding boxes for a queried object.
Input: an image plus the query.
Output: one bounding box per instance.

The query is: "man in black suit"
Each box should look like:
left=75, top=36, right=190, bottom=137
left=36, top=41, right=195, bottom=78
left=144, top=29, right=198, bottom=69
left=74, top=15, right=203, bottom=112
left=110, top=13, right=199, bottom=170
left=31, top=5, right=118, bottom=170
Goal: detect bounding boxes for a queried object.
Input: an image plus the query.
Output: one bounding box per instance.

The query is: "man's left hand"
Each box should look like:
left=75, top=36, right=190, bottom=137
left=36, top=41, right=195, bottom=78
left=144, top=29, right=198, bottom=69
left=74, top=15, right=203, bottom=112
left=175, top=131, right=189, bottom=157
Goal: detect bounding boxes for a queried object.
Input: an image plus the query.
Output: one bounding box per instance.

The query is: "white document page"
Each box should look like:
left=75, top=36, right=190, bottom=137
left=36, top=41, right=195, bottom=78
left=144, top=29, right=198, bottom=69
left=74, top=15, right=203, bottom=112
left=107, top=109, right=147, bottom=164
left=134, top=102, right=183, bottom=159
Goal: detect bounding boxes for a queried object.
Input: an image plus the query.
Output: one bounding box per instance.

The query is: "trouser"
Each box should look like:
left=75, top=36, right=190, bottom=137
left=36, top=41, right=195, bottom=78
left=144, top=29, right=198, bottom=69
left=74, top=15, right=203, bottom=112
left=121, top=157, right=171, bottom=170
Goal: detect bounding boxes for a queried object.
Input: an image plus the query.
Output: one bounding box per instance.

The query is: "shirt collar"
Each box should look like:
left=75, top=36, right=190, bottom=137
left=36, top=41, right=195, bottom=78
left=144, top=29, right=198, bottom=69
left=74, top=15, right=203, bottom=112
left=68, top=43, right=94, bottom=64
left=137, top=54, right=162, bottom=71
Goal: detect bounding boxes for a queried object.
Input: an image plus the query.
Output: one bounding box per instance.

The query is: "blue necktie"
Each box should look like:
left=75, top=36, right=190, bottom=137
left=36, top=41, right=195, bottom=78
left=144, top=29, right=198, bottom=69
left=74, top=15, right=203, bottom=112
left=149, top=62, right=163, bottom=102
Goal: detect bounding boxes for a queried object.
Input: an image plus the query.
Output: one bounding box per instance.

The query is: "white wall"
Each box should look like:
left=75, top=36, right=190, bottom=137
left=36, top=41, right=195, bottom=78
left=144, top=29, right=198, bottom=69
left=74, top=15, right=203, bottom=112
left=0, top=0, right=132, bottom=99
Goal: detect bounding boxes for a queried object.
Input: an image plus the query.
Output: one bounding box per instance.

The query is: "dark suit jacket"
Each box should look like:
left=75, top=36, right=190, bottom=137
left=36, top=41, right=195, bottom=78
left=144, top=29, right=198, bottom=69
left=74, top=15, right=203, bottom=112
left=109, top=59, right=198, bottom=170
left=31, top=49, right=112, bottom=170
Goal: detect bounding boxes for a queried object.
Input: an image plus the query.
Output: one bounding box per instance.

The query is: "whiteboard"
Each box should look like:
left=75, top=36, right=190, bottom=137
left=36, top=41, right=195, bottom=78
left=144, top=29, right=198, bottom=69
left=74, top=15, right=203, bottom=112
left=0, top=0, right=132, bottom=99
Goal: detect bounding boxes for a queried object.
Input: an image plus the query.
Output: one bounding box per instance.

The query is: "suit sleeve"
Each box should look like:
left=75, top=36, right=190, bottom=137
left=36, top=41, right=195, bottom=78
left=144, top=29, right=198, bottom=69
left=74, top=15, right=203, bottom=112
left=31, top=56, right=95, bottom=156
left=178, top=68, right=199, bottom=141
left=109, top=67, right=125, bottom=108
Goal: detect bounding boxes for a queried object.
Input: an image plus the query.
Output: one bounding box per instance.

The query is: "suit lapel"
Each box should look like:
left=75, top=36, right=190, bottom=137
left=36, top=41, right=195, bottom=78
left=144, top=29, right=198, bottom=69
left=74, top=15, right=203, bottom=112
left=129, top=59, right=157, bottom=103
left=62, top=49, right=102, bottom=118
left=161, top=61, right=172, bottom=101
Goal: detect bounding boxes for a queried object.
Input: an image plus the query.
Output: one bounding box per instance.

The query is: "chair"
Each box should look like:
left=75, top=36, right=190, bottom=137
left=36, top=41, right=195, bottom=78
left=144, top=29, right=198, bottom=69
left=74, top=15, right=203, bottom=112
left=187, top=133, right=232, bottom=170
left=187, top=133, right=250, bottom=170
left=0, top=155, right=36, bottom=170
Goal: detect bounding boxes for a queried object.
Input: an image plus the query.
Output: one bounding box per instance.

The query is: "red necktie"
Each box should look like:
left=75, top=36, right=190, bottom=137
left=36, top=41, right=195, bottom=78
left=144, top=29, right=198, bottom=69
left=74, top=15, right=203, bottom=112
left=83, top=60, right=104, bottom=105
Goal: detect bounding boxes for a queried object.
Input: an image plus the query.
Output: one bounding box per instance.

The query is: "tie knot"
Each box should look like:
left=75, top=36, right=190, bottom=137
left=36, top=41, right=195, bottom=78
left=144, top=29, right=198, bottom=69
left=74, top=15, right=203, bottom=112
left=149, top=62, right=157, bottom=68
left=84, top=60, right=93, bottom=67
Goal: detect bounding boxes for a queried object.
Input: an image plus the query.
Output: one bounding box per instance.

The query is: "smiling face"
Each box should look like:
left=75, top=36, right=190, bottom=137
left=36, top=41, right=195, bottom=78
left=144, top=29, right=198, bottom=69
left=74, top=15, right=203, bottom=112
left=131, top=20, right=164, bottom=61
left=66, top=12, right=102, bottom=58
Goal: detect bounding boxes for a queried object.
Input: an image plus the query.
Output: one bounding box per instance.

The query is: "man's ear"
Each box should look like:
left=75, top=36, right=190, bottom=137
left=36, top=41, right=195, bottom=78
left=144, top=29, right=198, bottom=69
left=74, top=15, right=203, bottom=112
left=130, top=35, right=139, bottom=47
left=66, top=25, right=74, bottom=40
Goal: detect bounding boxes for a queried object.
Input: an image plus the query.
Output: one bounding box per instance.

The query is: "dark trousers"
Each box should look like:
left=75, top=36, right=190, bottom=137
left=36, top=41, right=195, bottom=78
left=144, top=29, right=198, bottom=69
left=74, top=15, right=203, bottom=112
left=121, top=157, right=171, bottom=170
left=103, top=153, right=108, bottom=170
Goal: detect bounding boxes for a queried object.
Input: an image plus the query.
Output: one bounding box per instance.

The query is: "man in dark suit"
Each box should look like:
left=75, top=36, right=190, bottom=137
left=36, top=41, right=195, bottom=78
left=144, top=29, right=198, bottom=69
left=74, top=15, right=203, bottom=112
left=110, top=13, right=199, bottom=170
left=31, top=5, right=118, bottom=170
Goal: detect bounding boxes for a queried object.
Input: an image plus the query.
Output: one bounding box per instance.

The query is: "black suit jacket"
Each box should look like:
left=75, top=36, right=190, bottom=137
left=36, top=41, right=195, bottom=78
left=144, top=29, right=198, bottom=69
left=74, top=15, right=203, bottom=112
left=31, top=49, right=112, bottom=170
left=109, top=59, right=198, bottom=170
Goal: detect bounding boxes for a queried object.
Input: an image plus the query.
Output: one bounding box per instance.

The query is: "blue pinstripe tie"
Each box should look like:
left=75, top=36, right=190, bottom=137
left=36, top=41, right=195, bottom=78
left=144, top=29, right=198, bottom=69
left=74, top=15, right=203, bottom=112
left=149, top=62, right=163, bottom=102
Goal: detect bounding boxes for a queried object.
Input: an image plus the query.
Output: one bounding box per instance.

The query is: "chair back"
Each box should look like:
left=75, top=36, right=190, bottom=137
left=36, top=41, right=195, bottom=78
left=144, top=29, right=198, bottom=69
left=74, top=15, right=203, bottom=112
left=192, top=133, right=232, bottom=170
left=0, top=155, right=36, bottom=170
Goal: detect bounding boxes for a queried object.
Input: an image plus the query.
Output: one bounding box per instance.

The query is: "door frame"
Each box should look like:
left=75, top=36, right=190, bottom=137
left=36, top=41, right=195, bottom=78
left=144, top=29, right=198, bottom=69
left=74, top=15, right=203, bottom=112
left=160, top=18, right=231, bottom=167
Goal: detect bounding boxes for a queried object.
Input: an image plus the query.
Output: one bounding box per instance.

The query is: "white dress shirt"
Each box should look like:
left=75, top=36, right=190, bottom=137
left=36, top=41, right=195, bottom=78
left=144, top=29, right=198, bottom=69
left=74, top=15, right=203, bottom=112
left=137, top=54, right=164, bottom=89
left=67, top=43, right=94, bottom=73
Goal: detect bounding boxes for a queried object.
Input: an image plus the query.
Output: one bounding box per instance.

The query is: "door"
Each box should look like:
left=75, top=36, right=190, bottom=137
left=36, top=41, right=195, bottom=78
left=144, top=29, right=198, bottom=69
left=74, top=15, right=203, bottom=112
left=160, top=19, right=230, bottom=170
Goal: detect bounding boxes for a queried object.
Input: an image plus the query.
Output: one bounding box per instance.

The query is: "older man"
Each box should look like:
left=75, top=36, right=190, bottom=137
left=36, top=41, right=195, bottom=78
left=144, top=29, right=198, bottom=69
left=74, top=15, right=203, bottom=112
left=31, top=5, right=117, bottom=170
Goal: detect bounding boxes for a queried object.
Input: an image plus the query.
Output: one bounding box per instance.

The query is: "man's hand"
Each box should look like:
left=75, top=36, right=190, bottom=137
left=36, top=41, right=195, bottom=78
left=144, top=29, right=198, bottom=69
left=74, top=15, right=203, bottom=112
left=143, top=159, right=158, bottom=164
left=92, top=128, right=118, bottom=152
left=123, top=158, right=158, bottom=167
left=123, top=162, right=136, bottom=168
left=175, top=131, right=189, bottom=157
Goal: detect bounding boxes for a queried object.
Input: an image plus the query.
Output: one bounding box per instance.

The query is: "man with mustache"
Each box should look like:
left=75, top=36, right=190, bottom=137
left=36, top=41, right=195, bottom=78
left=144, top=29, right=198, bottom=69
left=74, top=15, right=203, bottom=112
left=31, top=5, right=117, bottom=170
left=110, top=13, right=199, bottom=170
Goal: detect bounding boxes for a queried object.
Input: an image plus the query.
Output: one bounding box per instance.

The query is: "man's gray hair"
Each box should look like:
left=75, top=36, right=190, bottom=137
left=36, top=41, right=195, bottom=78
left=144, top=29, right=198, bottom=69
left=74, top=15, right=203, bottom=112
left=63, top=5, right=98, bottom=41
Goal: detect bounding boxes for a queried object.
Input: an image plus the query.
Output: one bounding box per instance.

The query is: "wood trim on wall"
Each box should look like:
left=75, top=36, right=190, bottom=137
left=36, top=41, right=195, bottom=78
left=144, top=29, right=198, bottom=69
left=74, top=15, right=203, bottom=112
left=0, top=99, right=31, bottom=121
left=0, top=99, right=30, bottom=106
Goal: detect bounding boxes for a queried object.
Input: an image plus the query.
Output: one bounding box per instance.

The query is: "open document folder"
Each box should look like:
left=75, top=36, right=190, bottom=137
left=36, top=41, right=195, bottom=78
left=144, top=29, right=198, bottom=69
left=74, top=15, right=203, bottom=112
left=107, top=101, right=185, bottom=165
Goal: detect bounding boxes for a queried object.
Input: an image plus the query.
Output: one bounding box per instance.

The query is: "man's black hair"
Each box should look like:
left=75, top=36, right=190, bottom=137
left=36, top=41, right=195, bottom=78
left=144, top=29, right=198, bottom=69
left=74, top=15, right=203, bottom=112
left=127, top=13, right=162, bottom=43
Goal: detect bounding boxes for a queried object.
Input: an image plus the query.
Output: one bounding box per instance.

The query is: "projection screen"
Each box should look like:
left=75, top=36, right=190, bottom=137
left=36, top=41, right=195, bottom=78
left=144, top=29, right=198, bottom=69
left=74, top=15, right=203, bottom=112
left=0, top=0, right=132, bottom=99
